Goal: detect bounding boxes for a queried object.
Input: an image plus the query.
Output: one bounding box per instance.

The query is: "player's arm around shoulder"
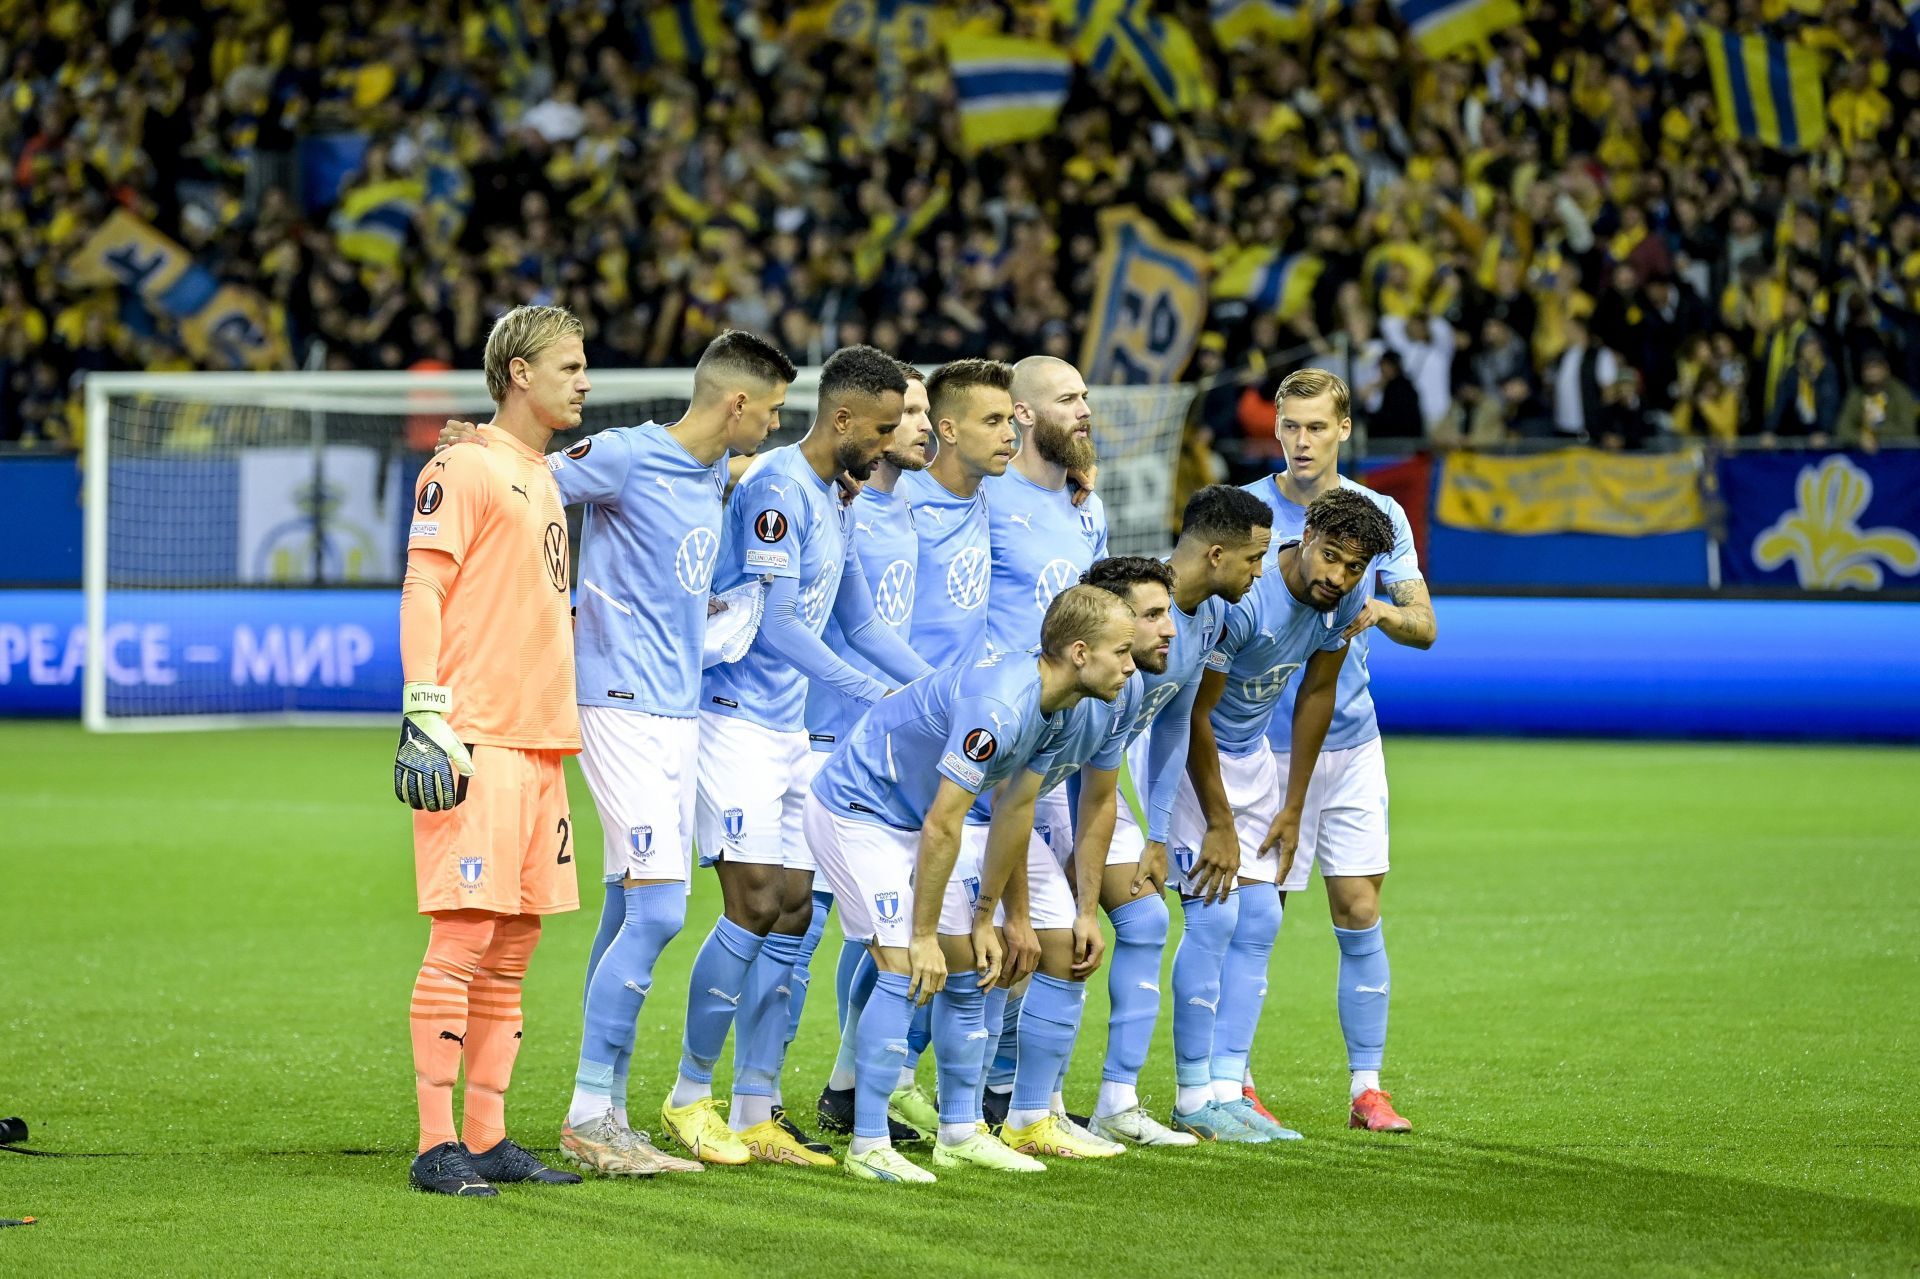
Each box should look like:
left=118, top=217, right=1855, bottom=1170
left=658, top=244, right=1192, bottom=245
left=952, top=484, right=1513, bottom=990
left=543, top=426, right=634, bottom=507
left=1348, top=493, right=1436, bottom=648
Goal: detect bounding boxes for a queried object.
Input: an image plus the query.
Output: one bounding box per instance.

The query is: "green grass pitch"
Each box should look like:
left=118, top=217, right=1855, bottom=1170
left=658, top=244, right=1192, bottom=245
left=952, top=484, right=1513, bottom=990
left=1, top=723, right=1915, bottom=1276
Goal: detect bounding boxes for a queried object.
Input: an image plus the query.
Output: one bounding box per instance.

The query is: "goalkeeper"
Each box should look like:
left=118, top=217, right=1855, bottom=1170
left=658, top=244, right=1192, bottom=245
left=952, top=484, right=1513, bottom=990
left=393, top=305, right=588, bottom=1196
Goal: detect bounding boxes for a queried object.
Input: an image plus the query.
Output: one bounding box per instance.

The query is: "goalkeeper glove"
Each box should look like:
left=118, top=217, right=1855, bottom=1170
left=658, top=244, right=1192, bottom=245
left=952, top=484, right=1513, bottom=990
left=394, top=682, right=474, bottom=811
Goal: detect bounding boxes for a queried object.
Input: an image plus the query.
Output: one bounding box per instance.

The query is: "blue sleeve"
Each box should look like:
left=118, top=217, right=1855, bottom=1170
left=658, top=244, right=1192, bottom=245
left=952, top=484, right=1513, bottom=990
left=547, top=428, right=633, bottom=506
left=1205, top=598, right=1256, bottom=672
left=1376, top=497, right=1421, bottom=584
left=1143, top=675, right=1201, bottom=843
left=732, top=474, right=802, bottom=580
left=935, top=694, right=1017, bottom=795
left=1093, top=500, right=1110, bottom=558
left=834, top=547, right=933, bottom=685
left=1321, top=596, right=1362, bottom=653
left=757, top=572, right=889, bottom=707
left=1090, top=692, right=1134, bottom=772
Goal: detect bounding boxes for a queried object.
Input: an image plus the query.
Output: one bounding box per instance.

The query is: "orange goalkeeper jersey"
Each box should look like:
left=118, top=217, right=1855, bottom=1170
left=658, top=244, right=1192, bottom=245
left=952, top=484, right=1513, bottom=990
left=405, top=426, right=580, bottom=752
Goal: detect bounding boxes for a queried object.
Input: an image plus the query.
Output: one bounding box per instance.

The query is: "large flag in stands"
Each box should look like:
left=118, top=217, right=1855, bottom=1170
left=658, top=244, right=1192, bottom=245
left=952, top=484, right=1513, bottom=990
left=1702, top=28, right=1826, bottom=152
left=947, top=34, right=1074, bottom=153
left=1388, top=0, right=1523, bottom=58
left=1055, top=0, right=1213, bottom=116
left=1210, top=0, right=1306, bottom=45
left=1080, top=207, right=1209, bottom=386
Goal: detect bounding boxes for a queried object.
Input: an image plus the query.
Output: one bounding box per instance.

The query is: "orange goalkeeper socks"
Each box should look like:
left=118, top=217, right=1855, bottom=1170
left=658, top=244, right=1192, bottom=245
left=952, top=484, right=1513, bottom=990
left=409, top=912, right=496, bottom=1154
left=462, top=914, right=541, bottom=1155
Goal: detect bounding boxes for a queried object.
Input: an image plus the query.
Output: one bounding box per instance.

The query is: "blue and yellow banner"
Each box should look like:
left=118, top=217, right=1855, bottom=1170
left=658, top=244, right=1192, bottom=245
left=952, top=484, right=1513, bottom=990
left=66, top=210, right=286, bottom=370
left=1080, top=207, right=1209, bottom=386
left=1389, top=0, right=1522, bottom=58
left=1719, top=452, right=1920, bottom=590
left=947, top=34, right=1074, bottom=153
left=331, top=177, right=423, bottom=268
left=1211, top=0, right=1305, bottom=44
left=1213, top=247, right=1321, bottom=321
left=635, top=0, right=729, bottom=69
left=787, top=0, right=942, bottom=54
left=1055, top=0, right=1212, bottom=116
left=1701, top=28, right=1825, bottom=152
left=1435, top=449, right=1706, bottom=536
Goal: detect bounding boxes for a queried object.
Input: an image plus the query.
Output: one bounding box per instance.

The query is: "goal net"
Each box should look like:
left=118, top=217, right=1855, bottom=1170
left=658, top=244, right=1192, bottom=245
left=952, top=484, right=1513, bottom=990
left=83, top=370, right=1194, bottom=730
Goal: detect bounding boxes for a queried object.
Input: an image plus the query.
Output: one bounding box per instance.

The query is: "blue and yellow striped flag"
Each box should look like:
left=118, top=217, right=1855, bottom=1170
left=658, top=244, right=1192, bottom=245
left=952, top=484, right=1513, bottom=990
left=1390, top=0, right=1522, bottom=58
left=1055, top=0, right=1213, bottom=116
left=787, top=0, right=941, bottom=53
left=636, top=0, right=728, bottom=68
left=1211, top=0, right=1305, bottom=45
left=947, top=34, right=1074, bottom=154
left=332, top=178, right=423, bottom=268
left=1213, top=247, right=1322, bottom=321
left=1701, top=28, right=1826, bottom=152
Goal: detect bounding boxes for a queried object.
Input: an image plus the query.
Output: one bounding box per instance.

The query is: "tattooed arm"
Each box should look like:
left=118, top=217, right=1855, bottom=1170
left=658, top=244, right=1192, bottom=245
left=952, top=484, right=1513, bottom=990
left=1340, top=577, right=1438, bottom=649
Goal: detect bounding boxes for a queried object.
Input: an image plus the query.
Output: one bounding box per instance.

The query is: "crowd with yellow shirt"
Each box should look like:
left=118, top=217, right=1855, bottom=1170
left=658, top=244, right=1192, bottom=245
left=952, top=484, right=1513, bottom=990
left=3, top=0, right=1919, bottom=458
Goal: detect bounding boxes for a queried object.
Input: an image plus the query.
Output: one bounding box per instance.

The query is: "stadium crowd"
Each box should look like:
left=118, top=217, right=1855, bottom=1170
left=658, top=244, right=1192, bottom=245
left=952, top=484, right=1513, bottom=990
left=4, top=0, right=1920, bottom=457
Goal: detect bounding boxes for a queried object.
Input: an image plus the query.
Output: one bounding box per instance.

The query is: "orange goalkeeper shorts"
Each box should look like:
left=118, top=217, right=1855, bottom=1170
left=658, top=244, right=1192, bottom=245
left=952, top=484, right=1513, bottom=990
left=413, top=745, right=580, bottom=916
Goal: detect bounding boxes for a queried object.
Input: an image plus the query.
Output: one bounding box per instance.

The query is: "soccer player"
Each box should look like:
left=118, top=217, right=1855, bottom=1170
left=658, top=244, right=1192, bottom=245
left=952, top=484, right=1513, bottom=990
left=542, top=330, right=796, bottom=1177
left=1085, top=485, right=1274, bottom=1141
left=1166, top=488, right=1397, bottom=1142
left=987, top=555, right=1201, bottom=1156
left=663, top=346, right=932, bottom=1167
left=1244, top=369, right=1437, bottom=1133
left=977, top=356, right=1109, bottom=1128
left=805, top=585, right=1139, bottom=1182
left=395, top=304, right=590, bottom=1196
left=785, top=365, right=932, bottom=1131
left=820, top=358, right=1015, bottom=1138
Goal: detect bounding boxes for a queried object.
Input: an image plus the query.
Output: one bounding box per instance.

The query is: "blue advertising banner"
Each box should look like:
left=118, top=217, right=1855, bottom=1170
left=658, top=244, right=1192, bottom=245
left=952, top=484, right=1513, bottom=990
left=1719, top=451, right=1920, bottom=590
left=7, top=592, right=1917, bottom=741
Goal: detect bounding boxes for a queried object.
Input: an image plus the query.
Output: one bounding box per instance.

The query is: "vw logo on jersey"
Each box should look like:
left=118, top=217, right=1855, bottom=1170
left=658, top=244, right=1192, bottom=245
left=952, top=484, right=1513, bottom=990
left=1135, top=681, right=1180, bottom=729
left=947, top=546, right=989, bottom=610
left=629, top=826, right=654, bottom=862
left=1241, top=661, right=1302, bottom=704
left=799, top=572, right=835, bottom=629
left=675, top=527, right=720, bottom=594
left=874, top=559, right=915, bottom=627
left=723, top=808, right=745, bottom=840
left=1033, top=558, right=1078, bottom=611
left=543, top=523, right=569, bottom=592
left=874, top=891, right=902, bottom=923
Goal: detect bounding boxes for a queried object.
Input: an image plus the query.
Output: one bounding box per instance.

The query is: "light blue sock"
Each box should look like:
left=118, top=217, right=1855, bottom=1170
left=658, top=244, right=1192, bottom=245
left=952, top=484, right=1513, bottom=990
left=855, top=972, right=914, bottom=1140
left=1212, top=884, right=1282, bottom=1086
left=905, top=1002, right=932, bottom=1072
left=1172, top=891, right=1239, bottom=1088
left=833, top=937, right=864, bottom=1032
left=987, top=989, right=1023, bottom=1091
left=786, top=890, right=833, bottom=1044
left=829, top=951, right=878, bottom=1089
left=1011, top=974, right=1086, bottom=1116
left=1334, top=920, right=1390, bottom=1072
left=974, top=986, right=1009, bottom=1118
left=733, top=930, right=805, bottom=1099
left=678, top=917, right=766, bottom=1084
left=576, top=883, right=685, bottom=1114
left=1102, top=894, right=1170, bottom=1087
left=1054, top=1039, right=1076, bottom=1099
left=931, top=983, right=988, bottom=1128
left=583, top=881, right=625, bottom=1013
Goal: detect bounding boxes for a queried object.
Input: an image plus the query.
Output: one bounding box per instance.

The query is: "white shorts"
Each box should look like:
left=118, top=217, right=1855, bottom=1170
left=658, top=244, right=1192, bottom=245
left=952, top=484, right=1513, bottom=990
left=578, top=705, right=699, bottom=883
left=805, top=794, right=915, bottom=949
left=1167, top=746, right=1281, bottom=894
left=958, top=821, right=1071, bottom=932
left=696, top=711, right=816, bottom=871
left=1106, top=735, right=1152, bottom=866
left=1271, top=736, right=1391, bottom=891
left=1030, top=788, right=1073, bottom=864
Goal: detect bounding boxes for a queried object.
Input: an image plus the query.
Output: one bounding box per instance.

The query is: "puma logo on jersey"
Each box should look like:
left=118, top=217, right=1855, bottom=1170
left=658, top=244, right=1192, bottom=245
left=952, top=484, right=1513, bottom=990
left=855, top=520, right=874, bottom=534
left=1009, top=512, right=1034, bottom=531
left=655, top=475, right=677, bottom=495
left=768, top=482, right=790, bottom=498
left=920, top=506, right=945, bottom=525
left=510, top=484, right=528, bottom=501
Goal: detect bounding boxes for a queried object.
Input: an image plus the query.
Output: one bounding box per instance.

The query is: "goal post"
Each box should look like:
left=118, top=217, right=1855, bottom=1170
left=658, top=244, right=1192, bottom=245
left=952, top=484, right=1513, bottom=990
left=82, top=369, right=1194, bottom=732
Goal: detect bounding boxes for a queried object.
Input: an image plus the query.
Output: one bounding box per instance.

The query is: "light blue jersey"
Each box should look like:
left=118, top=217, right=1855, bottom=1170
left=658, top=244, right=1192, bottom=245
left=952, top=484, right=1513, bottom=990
left=1205, top=553, right=1365, bottom=755
left=546, top=423, right=727, bottom=717
left=1246, top=474, right=1421, bottom=753
left=813, top=652, right=1065, bottom=832
left=805, top=482, right=918, bottom=751
left=982, top=469, right=1109, bottom=655
left=705, top=445, right=927, bottom=733
left=1133, top=596, right=1230, bottom=843
left=968, top=674, right=1141, bottom=824
left=897, top=469, right=992, bottom=667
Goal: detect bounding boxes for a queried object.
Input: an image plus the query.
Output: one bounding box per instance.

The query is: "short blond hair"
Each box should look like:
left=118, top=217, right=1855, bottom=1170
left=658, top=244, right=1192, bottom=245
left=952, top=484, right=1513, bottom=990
left=1040, top=584, right=1132, bottom=659
left=1275, top=367, right=1351, bottom=423
left=484, top=305, right=584, bottom=405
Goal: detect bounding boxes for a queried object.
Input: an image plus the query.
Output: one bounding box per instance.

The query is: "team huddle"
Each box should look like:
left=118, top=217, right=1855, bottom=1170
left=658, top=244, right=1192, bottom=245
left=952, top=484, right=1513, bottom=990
left=393, top=304, right=1437, bottom=1194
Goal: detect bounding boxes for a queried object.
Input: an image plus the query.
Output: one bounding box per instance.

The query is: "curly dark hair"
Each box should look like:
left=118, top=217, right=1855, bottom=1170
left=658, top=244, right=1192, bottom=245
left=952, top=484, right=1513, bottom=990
left=818, top=343, right=909, bottom=408
left=1081, top=555, right=1176, bottom=600
left=1304, top=488, right=1395, bottom=560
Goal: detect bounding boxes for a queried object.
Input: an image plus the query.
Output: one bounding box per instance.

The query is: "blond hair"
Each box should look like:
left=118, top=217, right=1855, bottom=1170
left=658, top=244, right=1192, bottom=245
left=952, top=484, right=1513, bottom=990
left=1275, top=367, right=1351, bottom=424
left=1040, top=584, right=1133, bottom=659
left=483, top=305, right=584, bottom=405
